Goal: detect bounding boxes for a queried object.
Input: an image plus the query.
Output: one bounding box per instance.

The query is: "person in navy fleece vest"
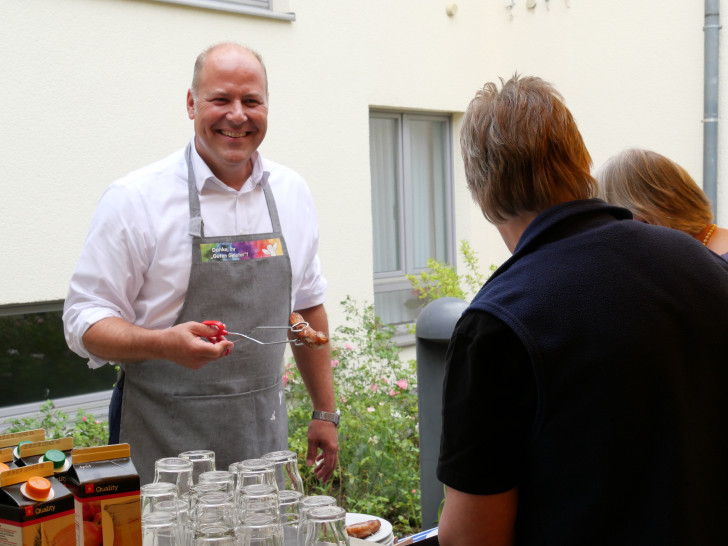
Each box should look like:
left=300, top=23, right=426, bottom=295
left=436, top=74, right=728, bottom=546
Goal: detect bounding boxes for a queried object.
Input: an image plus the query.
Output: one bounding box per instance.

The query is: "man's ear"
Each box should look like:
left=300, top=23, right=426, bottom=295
left=186, top=90, right=195, bottom=120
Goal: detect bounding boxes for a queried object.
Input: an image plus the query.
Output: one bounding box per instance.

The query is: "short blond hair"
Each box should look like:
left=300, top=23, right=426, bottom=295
left=596, top=148, right=713, bottom=235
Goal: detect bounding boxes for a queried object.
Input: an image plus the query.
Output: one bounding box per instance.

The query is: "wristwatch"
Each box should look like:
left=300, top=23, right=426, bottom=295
left=311, top=410, right=340, bottom=427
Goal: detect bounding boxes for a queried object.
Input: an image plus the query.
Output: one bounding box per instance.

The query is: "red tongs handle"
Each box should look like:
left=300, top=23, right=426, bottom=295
left=202, top=320, right=232, bottom=356
left=202, top=320, right=229, bottom=341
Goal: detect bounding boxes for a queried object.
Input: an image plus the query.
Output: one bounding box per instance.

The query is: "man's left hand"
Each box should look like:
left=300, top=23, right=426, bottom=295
left=306, top=419, right=339, bottom=482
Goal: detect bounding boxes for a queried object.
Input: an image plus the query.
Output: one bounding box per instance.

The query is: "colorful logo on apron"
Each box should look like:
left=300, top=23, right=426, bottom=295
left=200, top=239, right=284, bottom=262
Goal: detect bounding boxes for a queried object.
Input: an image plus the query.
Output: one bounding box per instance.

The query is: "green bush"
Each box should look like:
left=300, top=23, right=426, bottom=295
left=406, top=240, right=494, bottom=303
left=286, top=296, right=421, bottom=537
left=3, top=400, right=109, bottom=447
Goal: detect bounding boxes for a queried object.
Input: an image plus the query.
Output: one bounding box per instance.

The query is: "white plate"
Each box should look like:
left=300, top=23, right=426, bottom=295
left=345, top=513, right=393, bottom=543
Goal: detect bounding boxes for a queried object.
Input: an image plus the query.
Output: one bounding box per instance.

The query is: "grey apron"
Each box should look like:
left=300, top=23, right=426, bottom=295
left=120, top=145, right=292, bottom=484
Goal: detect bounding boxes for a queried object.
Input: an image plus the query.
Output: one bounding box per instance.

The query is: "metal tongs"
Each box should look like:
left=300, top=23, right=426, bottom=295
left=202, top=319, right=307, bottom=347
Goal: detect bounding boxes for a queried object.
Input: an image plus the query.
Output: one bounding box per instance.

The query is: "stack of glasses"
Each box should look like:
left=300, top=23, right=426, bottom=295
left=140, top=449, right=350, bottom=546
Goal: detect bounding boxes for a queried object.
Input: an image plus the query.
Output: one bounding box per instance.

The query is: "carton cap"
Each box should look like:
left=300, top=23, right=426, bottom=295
left=25, top=476, right=52, bottom=499
left=43, top=449, right=66, bottom=469
left=12, top=441, right=32, bottom=459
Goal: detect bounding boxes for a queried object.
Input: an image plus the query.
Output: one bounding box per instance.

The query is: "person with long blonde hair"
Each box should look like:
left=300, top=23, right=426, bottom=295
left=596, top=148, right=728, bottom=259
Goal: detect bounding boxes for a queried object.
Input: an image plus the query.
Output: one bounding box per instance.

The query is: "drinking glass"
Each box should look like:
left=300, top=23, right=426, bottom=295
left=179, top=450, right=216, bottom=484
left=227, top=462, right=242, bottom=491
left=155, top=499, right=190, bottom=546
left=142, top=482, right=179, bottom=516
left=189, top=483, right=230, bottom=530
left=296, top=497, right=336, bottom=546
left=299, top=506, right=348, bottom=546
left=239, top=513, right=284, bottom=546
left=155, top=457, right=194, bottom=498
left=234, top=459, right=277, bottom=493
left=199, top=470, right=235, bottom=496
left=193, top=523, right=237, bottom=545
left=239, top=483, right=279, bottom=524
left=193, top=491, right=236, bottom=533
left=143, top=511, right=182, bottom=546
left=262, top=451, right=304, bottom=493
left=277, top=490, right=302, bottom=546
left=298, top=496, right=336, bottom=522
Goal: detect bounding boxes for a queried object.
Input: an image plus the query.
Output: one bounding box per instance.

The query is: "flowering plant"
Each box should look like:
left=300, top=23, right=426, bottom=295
left=285, top=296, right=421, bottom=537
left=3, top=401, right=108, bottom=447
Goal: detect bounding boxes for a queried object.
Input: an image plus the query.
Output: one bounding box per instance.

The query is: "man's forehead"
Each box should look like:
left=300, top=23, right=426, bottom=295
left=205, top=86, right=266, bottom=98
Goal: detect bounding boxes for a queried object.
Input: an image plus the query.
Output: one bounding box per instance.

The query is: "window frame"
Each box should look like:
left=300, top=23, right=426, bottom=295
left=369, top=110, right=456, bottom=327
left=0, top=300, right=114, bottom=430
left=148, top=0, right=295, bottom=21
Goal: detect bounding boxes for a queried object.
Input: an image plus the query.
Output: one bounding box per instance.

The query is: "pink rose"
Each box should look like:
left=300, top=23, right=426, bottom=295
left=396, top=379, right=408, bottom=390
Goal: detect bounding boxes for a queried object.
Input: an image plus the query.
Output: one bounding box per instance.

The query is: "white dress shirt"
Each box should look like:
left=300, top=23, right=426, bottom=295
left=63, top=140, right=327, bottom=368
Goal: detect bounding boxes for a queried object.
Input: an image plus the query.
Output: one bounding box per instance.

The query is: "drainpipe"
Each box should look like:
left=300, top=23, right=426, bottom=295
left=704, top=0, right=720, bottom=220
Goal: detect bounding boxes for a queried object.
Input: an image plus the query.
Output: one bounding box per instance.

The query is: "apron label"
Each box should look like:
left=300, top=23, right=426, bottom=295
left=200, top=239, right=284, bottom=262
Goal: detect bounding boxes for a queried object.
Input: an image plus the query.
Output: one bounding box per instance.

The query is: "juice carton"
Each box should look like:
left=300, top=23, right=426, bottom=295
left=0, top=429, right=46, bottom=466
left=0, top=461, right=76, bottom=546
left=16, top=438, right=74, bottom=486
left=65, top=444, right=141, bottom=546
left=1, top=448, right=17, bottom=472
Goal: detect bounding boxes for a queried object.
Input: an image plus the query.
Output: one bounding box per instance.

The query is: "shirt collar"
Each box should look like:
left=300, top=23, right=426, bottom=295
left=189, top=138, right=266, bottom=194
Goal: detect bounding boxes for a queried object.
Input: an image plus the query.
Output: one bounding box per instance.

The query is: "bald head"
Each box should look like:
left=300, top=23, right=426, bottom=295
left=190, top=42, right=268, bottom=99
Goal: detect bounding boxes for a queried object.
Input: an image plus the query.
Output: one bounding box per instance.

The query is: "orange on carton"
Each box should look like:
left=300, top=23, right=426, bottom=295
left=0, top=461, right=75, bottom=546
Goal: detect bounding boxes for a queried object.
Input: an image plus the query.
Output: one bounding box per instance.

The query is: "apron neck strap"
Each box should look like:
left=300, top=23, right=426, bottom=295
left=186, top=143, right=204, bottom=237
left=185, top=143, right=280, bottom=237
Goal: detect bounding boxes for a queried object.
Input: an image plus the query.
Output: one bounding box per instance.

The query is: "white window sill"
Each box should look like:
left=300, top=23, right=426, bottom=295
left=150, top=0, right=295, bottom=21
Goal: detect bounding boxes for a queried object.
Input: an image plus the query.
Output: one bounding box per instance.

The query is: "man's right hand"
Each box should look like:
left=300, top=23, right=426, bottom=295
left=83, top=317, right=233, bottom=368
left=160, top=321, right=234, bottom=368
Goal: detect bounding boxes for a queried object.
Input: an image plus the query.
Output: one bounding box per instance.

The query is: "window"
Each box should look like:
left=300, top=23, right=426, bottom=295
left=149, top=0, right=295, bottom=21
left=0, top=302, right=117, bottom=408
left=369, top=111, right=454, bottom=325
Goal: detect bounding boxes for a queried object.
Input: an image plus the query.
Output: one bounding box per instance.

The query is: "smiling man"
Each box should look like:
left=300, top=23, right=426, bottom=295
left=187, top=44, right=268, bottom=188
left=63, top=43, right=338, bottom=484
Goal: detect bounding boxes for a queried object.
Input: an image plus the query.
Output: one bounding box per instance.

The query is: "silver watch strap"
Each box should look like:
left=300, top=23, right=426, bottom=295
left=311, top=410, right=340, bottom=426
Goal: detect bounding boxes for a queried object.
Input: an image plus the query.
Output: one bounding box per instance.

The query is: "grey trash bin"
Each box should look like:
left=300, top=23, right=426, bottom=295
left=415, top=296, right=468, bottom=529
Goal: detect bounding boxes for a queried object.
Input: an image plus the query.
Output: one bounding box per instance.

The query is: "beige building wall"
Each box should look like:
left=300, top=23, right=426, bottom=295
left=0, top=0, right=723, bottom=334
